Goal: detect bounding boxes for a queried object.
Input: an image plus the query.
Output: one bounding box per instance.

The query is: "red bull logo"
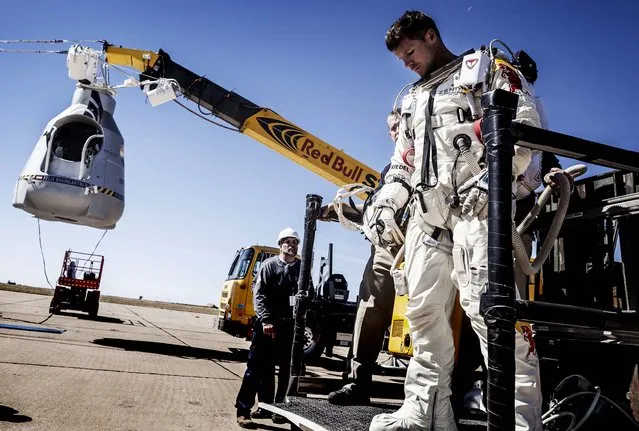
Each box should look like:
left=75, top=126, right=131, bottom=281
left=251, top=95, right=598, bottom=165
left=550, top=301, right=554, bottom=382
left=299, top=139, right=365, bottom=182
left=516, top=322, right=537, bottom=360
left=255, top=115, right=378, bottom=188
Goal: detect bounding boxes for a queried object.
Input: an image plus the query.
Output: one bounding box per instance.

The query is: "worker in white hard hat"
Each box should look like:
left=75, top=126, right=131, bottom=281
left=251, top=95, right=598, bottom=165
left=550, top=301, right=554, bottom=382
left=236, top=227, right=303, bottom=427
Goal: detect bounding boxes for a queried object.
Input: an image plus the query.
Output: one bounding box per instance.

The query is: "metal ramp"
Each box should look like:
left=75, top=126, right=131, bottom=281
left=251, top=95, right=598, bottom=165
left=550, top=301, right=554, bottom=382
left=259, top=397, right=396, bottom=431
left=259, top=396, right=487, bottom=431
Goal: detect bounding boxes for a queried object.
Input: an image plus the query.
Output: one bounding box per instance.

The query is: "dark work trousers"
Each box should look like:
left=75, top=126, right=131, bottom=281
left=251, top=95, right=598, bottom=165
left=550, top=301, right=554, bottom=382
left=347, top=244, right=398, bottom=388
left=235, top=319, right=293, bottom=414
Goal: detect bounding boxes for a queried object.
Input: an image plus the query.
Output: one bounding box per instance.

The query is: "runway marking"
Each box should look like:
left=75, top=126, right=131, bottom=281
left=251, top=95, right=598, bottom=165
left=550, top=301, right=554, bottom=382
left=0, top=360, right=239, bottom=380
left=125, top=306, right=244, bottom=379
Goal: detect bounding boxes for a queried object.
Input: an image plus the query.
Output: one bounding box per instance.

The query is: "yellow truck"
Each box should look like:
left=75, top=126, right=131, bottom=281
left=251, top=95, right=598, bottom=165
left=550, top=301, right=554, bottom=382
left=218, top=243, right=359, bottom=361
left=218, top=245, right=278, bottom=338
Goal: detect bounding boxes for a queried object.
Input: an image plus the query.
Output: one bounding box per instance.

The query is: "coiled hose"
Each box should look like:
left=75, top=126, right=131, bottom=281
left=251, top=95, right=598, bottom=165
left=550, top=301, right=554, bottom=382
left=330, top=164, right=588, bottom=282
left=512, top=164, right=587, bottom=276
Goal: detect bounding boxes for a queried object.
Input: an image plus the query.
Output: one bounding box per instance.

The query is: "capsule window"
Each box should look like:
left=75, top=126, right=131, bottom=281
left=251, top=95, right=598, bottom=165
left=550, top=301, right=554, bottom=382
left=52, top=121, right=102, bottom=163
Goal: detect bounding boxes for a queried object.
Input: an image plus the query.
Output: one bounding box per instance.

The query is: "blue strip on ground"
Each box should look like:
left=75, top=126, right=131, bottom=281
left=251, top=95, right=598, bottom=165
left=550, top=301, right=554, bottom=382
left=0, top=323, right=65, bottom=334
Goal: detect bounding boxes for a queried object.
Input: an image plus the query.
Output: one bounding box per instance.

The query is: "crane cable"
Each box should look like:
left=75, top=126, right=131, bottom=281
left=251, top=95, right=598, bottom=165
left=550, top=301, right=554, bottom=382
left=1, top=219, right=57, bottom=325
left=1, top=40, right=243, bottom=133
left=83, top=229, right=108, bottom=267
left=37, top=219, right=54, bottom=290
left=106, top=61, right=242, bottom=132
left=0, top=39, right=104, bottom=54
left=0, top=39, right=104, bottom=44
left=0, top=49, right=68, bottom=54
left=36, top=220, right=109, bottom=290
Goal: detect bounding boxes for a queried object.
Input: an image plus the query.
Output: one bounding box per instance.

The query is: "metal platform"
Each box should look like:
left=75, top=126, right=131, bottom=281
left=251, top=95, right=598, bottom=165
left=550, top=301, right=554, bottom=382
left=259, top=397, right=395, bottom=431
left=259, top=396, right=487, bottom=431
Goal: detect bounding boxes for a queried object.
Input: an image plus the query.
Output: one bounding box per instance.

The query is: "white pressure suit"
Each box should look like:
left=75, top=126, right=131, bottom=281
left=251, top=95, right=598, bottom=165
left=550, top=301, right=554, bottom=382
left=366, top=49, right=543, bottom=431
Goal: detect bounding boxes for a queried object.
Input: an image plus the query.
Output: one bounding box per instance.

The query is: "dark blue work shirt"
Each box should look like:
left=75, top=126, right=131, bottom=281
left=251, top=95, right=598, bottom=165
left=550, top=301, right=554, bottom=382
left=253, top=256, right=303, bottom=324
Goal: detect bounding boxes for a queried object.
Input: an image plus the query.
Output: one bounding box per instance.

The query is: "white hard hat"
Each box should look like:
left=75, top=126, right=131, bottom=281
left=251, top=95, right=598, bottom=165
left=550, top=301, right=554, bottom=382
left=277, top=227, right=300, bottom=244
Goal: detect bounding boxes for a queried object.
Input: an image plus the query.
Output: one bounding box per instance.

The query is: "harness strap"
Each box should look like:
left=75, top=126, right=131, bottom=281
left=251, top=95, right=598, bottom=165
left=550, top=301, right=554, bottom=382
left=430, top=107, right=473, bottom=129
left=420, top=87, right=437, bottom=187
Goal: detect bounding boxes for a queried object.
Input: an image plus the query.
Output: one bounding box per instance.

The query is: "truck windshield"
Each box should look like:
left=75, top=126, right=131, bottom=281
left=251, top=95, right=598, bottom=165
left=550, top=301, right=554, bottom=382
left=227, top=248, right=255, bottom=280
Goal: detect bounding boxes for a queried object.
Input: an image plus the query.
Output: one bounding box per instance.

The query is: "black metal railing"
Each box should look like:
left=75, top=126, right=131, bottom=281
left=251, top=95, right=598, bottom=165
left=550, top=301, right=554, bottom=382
left=482, top=88, right=639, bottom=430
left=278, top=88, right=639, bottom=430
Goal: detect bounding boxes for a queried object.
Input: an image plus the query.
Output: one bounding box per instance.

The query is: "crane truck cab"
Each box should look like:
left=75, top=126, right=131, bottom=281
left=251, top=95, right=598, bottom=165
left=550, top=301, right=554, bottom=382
left=218, top=245, right=278, bottom=338
left=218, top=243, right=358, bottom=362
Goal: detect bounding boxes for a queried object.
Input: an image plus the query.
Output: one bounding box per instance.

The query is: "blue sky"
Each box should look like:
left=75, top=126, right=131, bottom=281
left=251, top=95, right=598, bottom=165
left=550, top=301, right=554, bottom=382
left=1, top=1, right=638, bottom=305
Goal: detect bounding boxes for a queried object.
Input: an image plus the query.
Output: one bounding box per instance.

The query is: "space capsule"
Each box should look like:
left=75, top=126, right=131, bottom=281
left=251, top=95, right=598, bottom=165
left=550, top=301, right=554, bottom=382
left=12, top=86, right=125, bottom=229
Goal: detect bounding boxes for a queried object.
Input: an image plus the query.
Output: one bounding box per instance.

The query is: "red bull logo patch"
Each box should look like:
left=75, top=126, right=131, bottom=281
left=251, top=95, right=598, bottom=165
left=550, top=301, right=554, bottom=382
left=516, top=322, right=537, bottom=360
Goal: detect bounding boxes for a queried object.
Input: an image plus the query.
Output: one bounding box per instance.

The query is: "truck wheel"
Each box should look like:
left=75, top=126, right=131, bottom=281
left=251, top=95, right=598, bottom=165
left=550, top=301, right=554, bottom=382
left=87, top=290, right=100, bottom=318
left=303, top=325, right=325, bottom=361
left=49, top=288, right=62, bottom=314
left=89, top=301, right=99, bottom=318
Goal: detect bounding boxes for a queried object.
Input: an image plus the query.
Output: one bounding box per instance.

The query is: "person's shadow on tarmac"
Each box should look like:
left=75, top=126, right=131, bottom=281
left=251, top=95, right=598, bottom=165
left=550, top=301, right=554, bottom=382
left=0, top=405, right=32, bottom=423
left=92, top=337, right=249, bottom=362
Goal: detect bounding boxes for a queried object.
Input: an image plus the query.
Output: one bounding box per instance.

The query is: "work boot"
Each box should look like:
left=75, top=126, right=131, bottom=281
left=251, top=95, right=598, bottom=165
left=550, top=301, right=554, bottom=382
left=369, top=399, right=457, bottom=431
left=327, top=383, right=370, bottom=406
left=236, top=411, right=257, bottom=429
left=369, top=403, right=427, bottom=431
left=250, top=408, right=272, bottom=419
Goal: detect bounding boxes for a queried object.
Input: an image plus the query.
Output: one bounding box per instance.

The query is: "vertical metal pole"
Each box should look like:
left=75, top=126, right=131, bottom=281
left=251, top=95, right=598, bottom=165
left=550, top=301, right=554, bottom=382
left=328, top=243, right=334, bottom=277
left=287, top=193, right=322, bottom=397
left=479, top=88, right=519, bottom=430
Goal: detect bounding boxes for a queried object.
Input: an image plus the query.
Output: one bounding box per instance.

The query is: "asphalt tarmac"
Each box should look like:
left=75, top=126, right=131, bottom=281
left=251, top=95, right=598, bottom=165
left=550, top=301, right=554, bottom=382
left=0, top=290, right=380, bottom=431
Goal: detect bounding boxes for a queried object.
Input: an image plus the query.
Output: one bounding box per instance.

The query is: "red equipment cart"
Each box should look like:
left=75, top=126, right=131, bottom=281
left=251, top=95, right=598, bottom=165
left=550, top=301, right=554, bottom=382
left=48, top=250, right=104, bottom=317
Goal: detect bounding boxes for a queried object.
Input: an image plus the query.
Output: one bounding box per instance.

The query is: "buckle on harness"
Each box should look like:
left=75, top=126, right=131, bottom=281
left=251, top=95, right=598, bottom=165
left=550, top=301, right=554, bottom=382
left=415, top=190, right=427, bottom=214
left=413, top=183, right=435, bottom=215
left=404, top=129, right=414, bottom=140
left=457, top=107, right=472, bottom=123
